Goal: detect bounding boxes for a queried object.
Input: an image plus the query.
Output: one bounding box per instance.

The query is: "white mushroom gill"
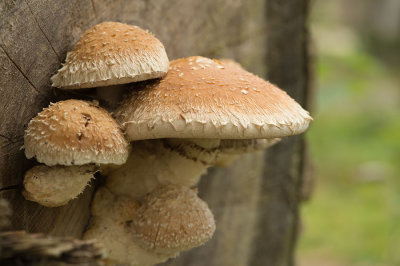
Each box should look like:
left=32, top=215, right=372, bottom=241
left=215, top=138, right=281, bottom=167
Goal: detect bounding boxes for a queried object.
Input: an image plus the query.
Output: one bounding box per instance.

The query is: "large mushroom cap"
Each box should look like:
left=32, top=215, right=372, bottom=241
left=116, top=56, right=312, bottom=141
left=132, top=185, right=215, bottom=254
left=51, top=21, right=169, bottom=89
left=24, top=99, right=129, bottom=166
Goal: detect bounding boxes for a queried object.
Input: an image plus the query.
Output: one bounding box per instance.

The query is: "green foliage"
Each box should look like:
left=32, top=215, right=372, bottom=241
left=298, top=34, right=400, bottom=266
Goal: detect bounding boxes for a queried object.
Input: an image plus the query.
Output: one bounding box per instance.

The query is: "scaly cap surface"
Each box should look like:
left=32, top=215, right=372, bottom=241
left=132, top=185, right=215, bottom=254
left=24, top=99, right=129, bottom=166
left=51, top=22, right=169, bottom=89
left=116, top=56, right=312, bottom=141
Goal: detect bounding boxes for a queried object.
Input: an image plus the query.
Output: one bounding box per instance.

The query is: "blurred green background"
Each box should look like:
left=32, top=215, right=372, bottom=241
left=298, top=1, right=400, bottom=265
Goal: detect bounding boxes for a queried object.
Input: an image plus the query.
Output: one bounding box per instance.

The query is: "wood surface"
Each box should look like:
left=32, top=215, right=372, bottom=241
left=0, top=0, right=310, bottom=265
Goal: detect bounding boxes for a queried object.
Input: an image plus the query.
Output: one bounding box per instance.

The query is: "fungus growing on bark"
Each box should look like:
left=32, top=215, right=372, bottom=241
left=25, top=99, right=128, bottom=166
left=118, top=56, right=311, bottom=141
left=84, top=187, right=170, bottom=266
left=84, top=186, right=214, bottom=265
left=106, top=56, right=311, bottom=197
left=22, top=99, right=129, bottom=206
left=132, top=185, right=215, bottom=254
left=86, top=57, right=311, bottom=265
left=50, top=21, right=169, bottom=109
left=23, top=165, right=96, bottom=207
left=51, top=22, right=169, bottom=89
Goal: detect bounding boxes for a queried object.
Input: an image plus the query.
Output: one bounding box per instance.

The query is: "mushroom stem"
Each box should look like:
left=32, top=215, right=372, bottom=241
left=105, top=139, right=220, bottom=199
left=22, top=165, right=97, bottom=207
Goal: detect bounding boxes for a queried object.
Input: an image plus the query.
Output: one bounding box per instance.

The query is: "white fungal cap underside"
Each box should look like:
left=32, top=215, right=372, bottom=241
left=116, top=56, right=312, bottom=141
left=218, top=138, right=281, bottom=154
left=51, top=22, right=169, bottom=89
left=132, top=185, right=215, bottom=254
left=24, top=100, right=129, bottom=166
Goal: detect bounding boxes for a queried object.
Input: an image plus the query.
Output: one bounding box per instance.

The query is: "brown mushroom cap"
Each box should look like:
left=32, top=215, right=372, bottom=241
left=116, top=56, right=312, bottom=141
left=24, top=99, right=129, bottom=166
left=51, top=21, right=169, bottom=89
left=132, top=185, right=215, bottom=254
left=22, top=164, right=96, bottom=207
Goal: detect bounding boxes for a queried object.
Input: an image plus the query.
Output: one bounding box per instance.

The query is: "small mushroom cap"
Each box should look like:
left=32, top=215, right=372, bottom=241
left=132, top=185, right=215, bottom=254
left=51, top=21, right=169, bottom=89
left=24, top=99, right=129, bottom=166
left=23, top=164, right=96, bottom=207
left=116, top=56, right=312, bottom=141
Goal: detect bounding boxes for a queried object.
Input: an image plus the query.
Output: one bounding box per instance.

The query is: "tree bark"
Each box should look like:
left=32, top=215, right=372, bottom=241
left=0, top=0, right=310, bottom=265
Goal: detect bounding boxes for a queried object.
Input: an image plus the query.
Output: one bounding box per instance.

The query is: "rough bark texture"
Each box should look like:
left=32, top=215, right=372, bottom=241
left=0, top=231, right=105, bottom=265
left=0, top=0, right=310, bottom=265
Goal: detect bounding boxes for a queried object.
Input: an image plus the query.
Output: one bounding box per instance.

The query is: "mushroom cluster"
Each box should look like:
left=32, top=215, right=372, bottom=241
left=21, top=21, right=312, bottom=265
left=23, top=99, right=129, bottom=207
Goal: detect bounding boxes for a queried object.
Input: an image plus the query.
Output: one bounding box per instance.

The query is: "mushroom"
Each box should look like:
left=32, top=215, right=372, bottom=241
left=51, top=21, right=169, bottom=109
left=84, top=185, right=214, bottom=265
left=132, top=185, right=215, bottom=255
left=85, top=56, right=311, bottom=265
left=23, top=99, right=129, bottom=206
left=84, top=187, right=169, bottom=266
left=119, top=56, right=311, bottom=139
left=22, top=165, right=96, bottom=207
left=211, top=59, right=283, bottom=166
left=105, top=56, right=312, bottom=197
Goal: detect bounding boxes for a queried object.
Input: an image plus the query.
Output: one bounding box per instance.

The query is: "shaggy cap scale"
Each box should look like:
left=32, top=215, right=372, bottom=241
left=51, top=21, right=169, bottom=89
left=24, top=99, right=129, bottom=166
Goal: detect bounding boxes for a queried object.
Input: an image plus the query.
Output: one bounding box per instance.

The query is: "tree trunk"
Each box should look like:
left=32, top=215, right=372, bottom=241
left=0, top=0, right=310, bottom=265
